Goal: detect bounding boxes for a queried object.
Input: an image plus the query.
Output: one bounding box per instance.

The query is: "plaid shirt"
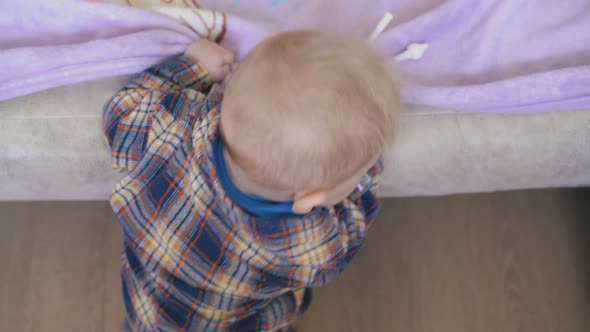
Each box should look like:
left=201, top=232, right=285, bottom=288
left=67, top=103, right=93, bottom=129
left=103, top=56, right=383, bottom=332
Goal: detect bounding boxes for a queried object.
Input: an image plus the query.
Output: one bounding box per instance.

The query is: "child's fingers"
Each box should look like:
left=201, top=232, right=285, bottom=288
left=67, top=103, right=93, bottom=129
left=222, top=52, right=235, bottom=65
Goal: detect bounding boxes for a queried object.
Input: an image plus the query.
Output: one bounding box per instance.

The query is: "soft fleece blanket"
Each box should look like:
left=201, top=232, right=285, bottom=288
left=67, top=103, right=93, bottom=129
left=1, top=0, right=589, bottom=113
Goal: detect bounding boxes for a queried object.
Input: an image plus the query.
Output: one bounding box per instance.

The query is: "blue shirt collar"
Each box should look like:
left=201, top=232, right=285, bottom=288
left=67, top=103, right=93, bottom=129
left=213, top=137, right=303, bottom=219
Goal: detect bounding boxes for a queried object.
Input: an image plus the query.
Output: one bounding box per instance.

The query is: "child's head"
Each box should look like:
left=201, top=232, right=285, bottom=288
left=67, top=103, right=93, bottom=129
left=221, top=30, right=399, bottom=213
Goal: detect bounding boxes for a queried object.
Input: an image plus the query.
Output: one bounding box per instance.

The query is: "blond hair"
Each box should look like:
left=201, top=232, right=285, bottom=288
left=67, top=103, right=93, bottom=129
left=220, top=31, right=398, bottom=191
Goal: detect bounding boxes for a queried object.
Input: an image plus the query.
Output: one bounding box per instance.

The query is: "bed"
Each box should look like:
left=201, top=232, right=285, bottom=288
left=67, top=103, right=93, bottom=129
left=1, top=76, right=588, bottom=200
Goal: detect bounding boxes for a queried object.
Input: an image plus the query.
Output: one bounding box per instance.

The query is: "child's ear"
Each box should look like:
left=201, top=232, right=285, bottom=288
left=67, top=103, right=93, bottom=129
left=292, top=189, right=328, bottom=214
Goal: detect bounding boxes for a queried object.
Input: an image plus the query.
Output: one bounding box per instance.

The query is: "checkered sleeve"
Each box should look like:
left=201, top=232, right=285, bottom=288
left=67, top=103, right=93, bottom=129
left=102, top=56, right=211, bottom=172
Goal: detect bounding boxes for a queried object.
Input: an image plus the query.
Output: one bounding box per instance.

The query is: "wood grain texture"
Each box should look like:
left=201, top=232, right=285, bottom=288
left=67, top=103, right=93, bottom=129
left=296, top=190, right=590, bottom=332
left=0, top=190, right=588, bottom=332
left=0, top=202, right=123, bottom=332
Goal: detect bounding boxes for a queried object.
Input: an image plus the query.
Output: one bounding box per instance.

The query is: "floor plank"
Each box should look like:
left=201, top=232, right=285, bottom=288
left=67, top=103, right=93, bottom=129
left=295, top=190, right=590, bottom=332
left=0, top=202, right=123, bottom=332
left=0, top=189, right=588, bottom=332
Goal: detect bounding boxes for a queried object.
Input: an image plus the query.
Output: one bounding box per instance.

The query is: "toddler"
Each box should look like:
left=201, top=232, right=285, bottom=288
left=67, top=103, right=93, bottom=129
left=103, top=30, right=398, bottom=331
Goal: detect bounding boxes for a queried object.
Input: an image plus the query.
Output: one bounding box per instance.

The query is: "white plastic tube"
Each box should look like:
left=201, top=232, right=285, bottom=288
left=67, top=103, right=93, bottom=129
left=367, top=12, right=394, bottom=43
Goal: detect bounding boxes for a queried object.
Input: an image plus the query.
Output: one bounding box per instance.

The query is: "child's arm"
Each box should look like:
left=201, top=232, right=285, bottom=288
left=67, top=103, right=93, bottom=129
left=102, top=39, right=233, bottom=172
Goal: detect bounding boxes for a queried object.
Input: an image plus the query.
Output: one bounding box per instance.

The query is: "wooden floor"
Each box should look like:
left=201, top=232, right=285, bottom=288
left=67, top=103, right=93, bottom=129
left=0, top=189, right=588, bottom=332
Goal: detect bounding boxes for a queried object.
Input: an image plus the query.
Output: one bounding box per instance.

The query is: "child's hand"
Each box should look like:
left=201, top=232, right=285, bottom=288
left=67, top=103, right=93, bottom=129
left=185, top=39, right=234, bottom=82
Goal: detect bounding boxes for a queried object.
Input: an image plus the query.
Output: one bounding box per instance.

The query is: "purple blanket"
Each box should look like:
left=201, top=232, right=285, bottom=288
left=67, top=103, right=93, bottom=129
left=0, top=1, right=197, bottom=101
left=1, top=0, right=589, bottom=113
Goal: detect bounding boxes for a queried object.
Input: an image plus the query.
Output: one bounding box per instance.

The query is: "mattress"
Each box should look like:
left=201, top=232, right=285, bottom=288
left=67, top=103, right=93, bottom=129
left=0, top=77, right=589, bottom=200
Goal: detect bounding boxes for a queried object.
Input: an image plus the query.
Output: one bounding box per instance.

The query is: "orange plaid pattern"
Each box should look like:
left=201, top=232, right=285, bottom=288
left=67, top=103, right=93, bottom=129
left=103, top=56, right=383, bottom=331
